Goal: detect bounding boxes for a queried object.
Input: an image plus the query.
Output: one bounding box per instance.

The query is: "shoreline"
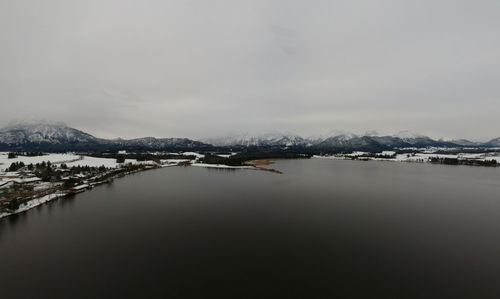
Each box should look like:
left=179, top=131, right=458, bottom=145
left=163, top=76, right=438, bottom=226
left=244, top=159, right=284, bottom=174
left=313, top=154, right=500, bottom=167
left=3, top=154, right=497, bottom=220
left=0, top=161, right=278, bottom=220
left=0, top=192, right=67, bottom=219
left=0, top=164, right=161, bottom=220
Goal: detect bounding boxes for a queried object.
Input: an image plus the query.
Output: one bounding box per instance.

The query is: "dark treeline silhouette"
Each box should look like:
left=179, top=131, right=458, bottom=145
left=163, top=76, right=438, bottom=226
left=86, top=152, right=198, bottom=162
left=430, top=157, right=498, bottom=167
left=8, top=161, right=25, bottom=172
left=7, top=152, right=46, bottom=158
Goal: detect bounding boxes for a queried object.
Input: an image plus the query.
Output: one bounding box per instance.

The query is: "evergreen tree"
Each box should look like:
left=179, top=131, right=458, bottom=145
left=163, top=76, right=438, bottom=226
left=116, top=155, right=125, bottom=163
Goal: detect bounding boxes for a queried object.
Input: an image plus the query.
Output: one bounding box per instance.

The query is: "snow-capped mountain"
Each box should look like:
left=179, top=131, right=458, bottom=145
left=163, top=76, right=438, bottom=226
left=390, top=130, right=438, bottom=146
left=204, top=130, right=362, bottom=148
left=308, top=130, right=358, bottom=144
left=114, top=137, right=208, bottom=150
left=392, top=130, right=425, bottom=140
left=392, top=130, right=427, bottom=142
left=203, top=133, right=308, bottom=147
left=0, top=122, right=210, bottom=151
left=484, top=137, right=500, bottom=147
left=313, top=135, right=414, bottom=151
left=439, top=138, right=481, bottom=147
left=203, top=129, right=453, bottom=150
left=202, top=129, right=498, bottom=150
left=0, top=121, right=99, bottom=146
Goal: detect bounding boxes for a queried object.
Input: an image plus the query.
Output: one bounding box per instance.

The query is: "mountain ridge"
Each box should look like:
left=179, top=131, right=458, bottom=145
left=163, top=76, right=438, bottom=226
left=0, top=122, right=498, bottom=152
left=0, top=122, right=210, bottom=152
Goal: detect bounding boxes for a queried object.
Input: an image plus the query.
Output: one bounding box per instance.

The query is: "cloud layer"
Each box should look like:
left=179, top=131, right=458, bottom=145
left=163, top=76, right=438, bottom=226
left=1, top=0, right=499, bottom=140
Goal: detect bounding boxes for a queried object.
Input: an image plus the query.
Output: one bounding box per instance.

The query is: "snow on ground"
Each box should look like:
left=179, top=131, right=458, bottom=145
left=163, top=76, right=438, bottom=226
left=191, top=163, right=253, bottom=169
left=161, top=159, right=191, bottom=164
left=33, top=182, right=56, bottom=191
left=346, top=152, right=368, bottom=157
left=65, top=156, right=137, bottom=168
left=136, top=160, right=157, bottom=166
left=394, top=154, right=429, bottom=162
left=0, top=181, right=13, bottom=189
left=315, top=151, right=500, bottom=164
left=0, top=192, right=66, bottom=219
left=181, top=152, right=205, bottom=158
left=0, top=152, right=80, bottom=168
left=394, top=153, right=450, bottom=162
left=395, top=153, right=500, bottom=163
left=480, top=156, right=500, bottom=163
left=65, top=157, right=160, bottom=168
left=313, top=155, right=346, bottom=160
left=72, top=184, right=89, bottom=191
left=458, top=153, right=484, bottom=159
left=380, top=151, right=396, bottom=156
left=0, top=152, right=163, bottom=170
left=459, top=153, right=500, bottom=162
left=11, top=177, right=41, bottom=184
left=216, top=153, right=238, bottom=158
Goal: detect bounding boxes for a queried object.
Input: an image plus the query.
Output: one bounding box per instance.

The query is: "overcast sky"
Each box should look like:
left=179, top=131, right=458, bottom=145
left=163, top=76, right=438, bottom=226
left=0, top=0, right=499, bottom=140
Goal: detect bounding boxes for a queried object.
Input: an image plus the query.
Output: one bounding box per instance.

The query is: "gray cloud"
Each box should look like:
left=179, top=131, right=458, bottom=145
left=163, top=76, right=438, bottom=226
left=0, top=0, right=499, bottom=140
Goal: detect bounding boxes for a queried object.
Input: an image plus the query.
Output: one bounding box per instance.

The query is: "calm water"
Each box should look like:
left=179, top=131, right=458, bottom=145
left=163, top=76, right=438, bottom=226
left=1, top=159, right=500, bottom=298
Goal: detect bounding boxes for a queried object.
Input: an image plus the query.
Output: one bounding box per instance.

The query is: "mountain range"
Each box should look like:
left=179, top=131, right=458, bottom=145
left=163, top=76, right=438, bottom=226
left=202, top=130, right=497, bottom=150
left=0, top=122, right=498, bottom=152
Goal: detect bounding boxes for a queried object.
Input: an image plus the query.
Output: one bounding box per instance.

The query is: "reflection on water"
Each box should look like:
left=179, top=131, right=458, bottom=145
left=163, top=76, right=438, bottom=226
left=1, top=159, right=500, bottom=298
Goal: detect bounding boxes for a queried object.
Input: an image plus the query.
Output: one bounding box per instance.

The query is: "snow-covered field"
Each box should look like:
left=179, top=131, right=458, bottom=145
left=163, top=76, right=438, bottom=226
left=1, top=151, right=257, bottom=176
left=65, top=156, right=138, bottom=168
left=191, top=163, right=253, bottom=169
left=0, top=152, right=155, bottom=170
left=161, top=159, right=191, bottom=165
left=1, top=152, right=243, bottom=172
left=180, top=152, right=205, bottom=159
left=0, top=152, right=81, bottom=168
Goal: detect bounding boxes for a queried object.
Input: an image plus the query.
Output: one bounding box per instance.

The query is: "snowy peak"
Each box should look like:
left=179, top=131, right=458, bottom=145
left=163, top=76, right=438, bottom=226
left=0, top=122, right=209, bottom=151
left=203, top=129, right=496, bottom=149
left=0, top=122, right=97, bottom=145
left=324, top=130, right=357, bottom=139
left=390, top=130, right=436, bottom=145
left=203, top=133, right=307, bottom=147
left=392, top=130, right=426, bottom=140
left=115, top=137, right=208, bottom=149
left=311, top=130, right=356, bottom=140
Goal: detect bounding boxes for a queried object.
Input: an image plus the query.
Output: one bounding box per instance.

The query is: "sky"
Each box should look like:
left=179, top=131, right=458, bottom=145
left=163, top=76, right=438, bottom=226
left=0, top=0, right=499, bottom=141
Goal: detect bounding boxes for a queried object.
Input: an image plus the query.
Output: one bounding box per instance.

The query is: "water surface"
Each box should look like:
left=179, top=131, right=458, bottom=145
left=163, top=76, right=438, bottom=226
left=1, top=159, right=500, bottom=298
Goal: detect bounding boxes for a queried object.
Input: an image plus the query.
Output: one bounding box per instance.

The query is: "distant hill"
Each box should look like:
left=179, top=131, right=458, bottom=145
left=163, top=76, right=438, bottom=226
left=0, top=122, right=498, bottom=152
left=484, top=137, right=500, bottom=147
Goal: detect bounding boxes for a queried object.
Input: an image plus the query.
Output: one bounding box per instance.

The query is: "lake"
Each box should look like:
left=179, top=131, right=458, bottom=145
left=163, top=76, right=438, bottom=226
left=1, top=159, right=500, bottom=298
